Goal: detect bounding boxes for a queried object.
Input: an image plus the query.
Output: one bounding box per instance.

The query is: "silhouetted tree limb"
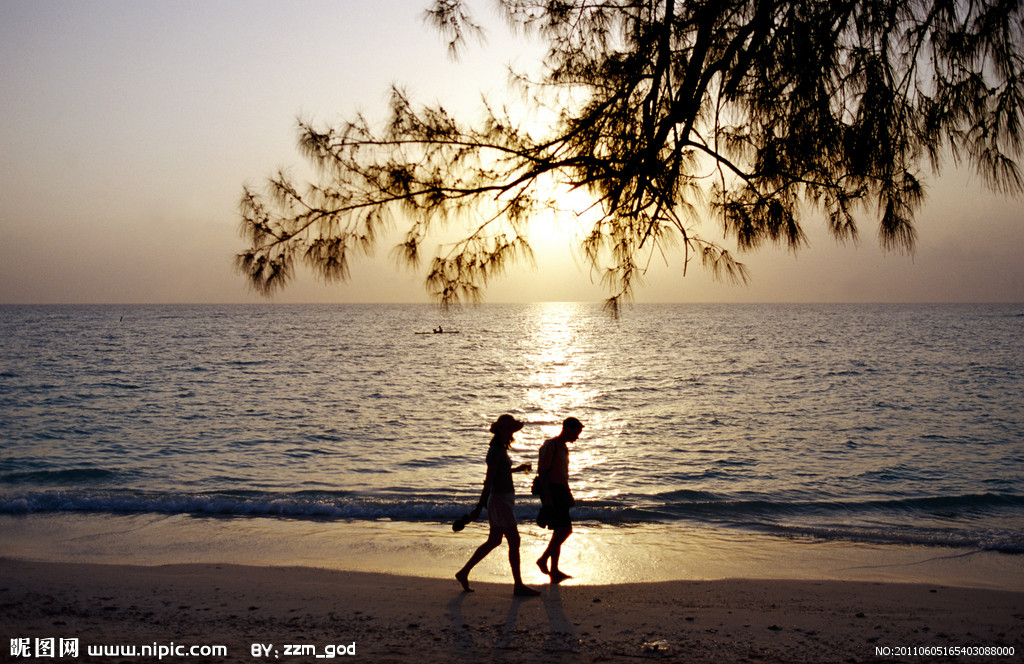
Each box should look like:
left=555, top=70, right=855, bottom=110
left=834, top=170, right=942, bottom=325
left=238, top=0, right=1023, bottom=312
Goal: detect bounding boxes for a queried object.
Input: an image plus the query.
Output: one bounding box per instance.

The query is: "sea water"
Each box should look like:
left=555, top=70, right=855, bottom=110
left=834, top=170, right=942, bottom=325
left=1, top=303, right=1022, bottom=585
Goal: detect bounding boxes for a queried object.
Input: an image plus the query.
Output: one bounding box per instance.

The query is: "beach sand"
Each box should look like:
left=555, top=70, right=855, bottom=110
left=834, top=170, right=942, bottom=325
left=2, top=558, right=1021, bottom=663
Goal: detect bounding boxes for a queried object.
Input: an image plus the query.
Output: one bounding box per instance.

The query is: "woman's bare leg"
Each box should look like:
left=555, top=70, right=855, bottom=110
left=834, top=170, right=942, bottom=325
left=455, top=529, right=502, bottom=592
left=503, top=528, right=539, bottom=596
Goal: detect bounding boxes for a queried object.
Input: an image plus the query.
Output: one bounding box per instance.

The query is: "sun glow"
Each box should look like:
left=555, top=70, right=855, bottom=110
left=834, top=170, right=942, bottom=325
left=524, top=176, right=603, bottom=259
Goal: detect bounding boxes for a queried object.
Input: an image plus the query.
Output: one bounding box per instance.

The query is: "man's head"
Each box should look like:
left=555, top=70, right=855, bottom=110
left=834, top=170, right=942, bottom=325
left=561, top=417, right=584, bottom=441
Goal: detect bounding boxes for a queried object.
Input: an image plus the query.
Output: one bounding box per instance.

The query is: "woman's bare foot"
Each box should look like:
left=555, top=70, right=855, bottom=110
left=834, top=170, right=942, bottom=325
left=455, top=571, right=473, bottom=592
left=513, top=583, right=541, bottom=597
left=549, top=570, right=572, bottom=584
left=536, top=557, right=549, bottom=574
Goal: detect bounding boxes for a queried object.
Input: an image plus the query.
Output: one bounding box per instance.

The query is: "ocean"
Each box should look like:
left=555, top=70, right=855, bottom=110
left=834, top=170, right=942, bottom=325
left=1, top=303, right=1022, bottom=585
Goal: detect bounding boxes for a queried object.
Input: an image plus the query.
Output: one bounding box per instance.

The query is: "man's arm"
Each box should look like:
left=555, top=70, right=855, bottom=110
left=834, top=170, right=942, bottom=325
left=536, top=441, right=554, bottom=502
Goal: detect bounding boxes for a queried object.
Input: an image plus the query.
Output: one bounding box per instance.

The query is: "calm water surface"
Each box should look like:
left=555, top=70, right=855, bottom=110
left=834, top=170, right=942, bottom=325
left=1, top=303, right=1021, bottom=553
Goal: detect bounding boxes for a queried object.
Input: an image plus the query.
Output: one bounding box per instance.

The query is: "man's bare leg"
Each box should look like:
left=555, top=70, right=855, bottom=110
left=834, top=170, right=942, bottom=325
left=546, top=527, right=573, bottom=582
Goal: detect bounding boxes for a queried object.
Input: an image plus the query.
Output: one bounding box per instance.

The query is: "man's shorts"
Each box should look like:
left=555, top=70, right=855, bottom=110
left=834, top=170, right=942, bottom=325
left=542, top=483, right=573, bottom=530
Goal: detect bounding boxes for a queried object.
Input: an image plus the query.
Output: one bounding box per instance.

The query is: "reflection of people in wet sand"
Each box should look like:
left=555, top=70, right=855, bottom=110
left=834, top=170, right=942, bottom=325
left=455, top=414, right=540, bottom=596
left=536, top=417, right=583, bottom=583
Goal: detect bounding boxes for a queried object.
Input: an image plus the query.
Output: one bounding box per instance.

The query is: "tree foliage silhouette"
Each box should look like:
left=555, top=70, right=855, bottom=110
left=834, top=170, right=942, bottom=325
left=238, top=0, right=1023, bottom=311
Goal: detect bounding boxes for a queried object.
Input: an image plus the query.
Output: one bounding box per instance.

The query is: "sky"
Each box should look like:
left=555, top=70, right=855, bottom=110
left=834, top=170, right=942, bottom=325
left=1, top=0, right=1021, bottom=305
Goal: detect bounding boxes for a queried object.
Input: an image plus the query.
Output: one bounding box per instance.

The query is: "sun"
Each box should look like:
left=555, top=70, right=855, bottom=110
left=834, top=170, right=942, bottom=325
left=524, top=178, right=601, bottom=259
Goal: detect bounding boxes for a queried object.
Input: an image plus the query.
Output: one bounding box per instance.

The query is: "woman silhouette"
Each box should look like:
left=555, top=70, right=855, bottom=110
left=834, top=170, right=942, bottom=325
left=455, top=414, right=540, bottom=596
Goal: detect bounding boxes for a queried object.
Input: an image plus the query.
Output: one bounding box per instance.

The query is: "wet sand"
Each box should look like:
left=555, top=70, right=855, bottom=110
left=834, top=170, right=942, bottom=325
left=2, top=558, right=1021, bottom=663
left=5, top=514, right=1023, bottom=591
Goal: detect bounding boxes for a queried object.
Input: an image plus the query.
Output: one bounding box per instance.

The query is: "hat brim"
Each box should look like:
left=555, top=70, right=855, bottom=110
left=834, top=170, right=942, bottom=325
left=492, top=416, right=525, bottom=433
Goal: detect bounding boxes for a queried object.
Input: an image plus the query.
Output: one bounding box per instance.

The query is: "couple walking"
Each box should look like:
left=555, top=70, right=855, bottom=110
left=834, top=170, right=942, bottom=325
left=455, top=414, right=583, bottom=596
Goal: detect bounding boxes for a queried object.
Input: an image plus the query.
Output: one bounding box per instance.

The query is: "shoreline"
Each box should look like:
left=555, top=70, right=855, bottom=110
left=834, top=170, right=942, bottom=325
left=2, top=513, right=1023, bottom=591
left=2, top=558, right=1022, bottom=663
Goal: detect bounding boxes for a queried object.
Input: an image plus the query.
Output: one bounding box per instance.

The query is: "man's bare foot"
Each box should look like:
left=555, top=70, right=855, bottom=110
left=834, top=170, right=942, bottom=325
left=549, top=570, right=572, bottom=584
left=513, top=584, right=541, bottom=597
left=536, top=557, right=549, bottom=575
left=455, top=571, right=473, bottom=592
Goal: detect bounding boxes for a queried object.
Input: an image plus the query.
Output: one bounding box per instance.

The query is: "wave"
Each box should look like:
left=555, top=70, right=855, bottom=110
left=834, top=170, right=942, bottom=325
left=3, top=486, right=1019, bottom=516
left=0, top=490, right=389, bottom=520
left=757, top=523, right=1024, bottom=554
left=2, top=488, right=1020, bottom=520
left=649, top=491, right=1024, bottom=520
left=1, top=488, right=1021, bottom=553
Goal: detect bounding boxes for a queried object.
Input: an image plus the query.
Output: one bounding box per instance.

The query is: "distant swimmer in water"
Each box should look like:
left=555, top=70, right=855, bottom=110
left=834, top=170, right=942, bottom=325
left=536, top=417, right=583, bottom=583
left=435, top=326, right=443, bottom=333
left=455, top=414, right=540, bottom=597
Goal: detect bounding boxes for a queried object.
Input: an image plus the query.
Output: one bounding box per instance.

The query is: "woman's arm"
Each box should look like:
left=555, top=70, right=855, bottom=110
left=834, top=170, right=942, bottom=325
left=474, top=478, right=491, bottom=515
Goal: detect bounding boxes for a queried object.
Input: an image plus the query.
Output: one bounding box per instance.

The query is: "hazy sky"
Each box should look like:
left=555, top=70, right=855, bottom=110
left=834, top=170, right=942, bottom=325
left=1, top=0, right=1021, bottom=305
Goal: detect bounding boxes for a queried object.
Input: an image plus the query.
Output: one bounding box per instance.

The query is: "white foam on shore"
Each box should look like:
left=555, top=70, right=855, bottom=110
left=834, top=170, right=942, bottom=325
left=2, top=513, right=1021, bottom=591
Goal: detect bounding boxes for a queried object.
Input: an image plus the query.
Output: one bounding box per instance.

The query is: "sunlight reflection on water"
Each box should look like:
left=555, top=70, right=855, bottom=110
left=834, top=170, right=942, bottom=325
left=518, top=303, right=617, bottom=503
left=2, top=303, right=1022, bottom=556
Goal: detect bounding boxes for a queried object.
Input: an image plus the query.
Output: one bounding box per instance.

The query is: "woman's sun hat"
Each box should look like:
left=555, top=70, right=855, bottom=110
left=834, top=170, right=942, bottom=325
left=490, top=414, right=525, bottom=434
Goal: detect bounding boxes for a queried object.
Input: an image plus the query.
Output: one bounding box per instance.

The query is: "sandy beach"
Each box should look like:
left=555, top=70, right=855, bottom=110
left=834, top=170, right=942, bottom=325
left=2, top=558, right=1021, bottom=663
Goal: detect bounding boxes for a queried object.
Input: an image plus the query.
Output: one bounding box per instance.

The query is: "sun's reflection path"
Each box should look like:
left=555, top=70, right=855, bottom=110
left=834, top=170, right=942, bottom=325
left=516, top=303, right=623, bottom=509
left=509, top=303, right=643, bottom=587
left=521, top=303, right=596, bottom=417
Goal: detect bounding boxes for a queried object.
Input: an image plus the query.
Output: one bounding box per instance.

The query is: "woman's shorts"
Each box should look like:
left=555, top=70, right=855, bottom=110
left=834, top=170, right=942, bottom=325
left=487, top=492, right=517, bottom=530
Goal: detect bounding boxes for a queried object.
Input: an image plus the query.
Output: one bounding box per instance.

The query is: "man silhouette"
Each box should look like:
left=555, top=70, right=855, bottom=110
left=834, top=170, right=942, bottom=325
left=536, top=417, right=583, bottom=583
